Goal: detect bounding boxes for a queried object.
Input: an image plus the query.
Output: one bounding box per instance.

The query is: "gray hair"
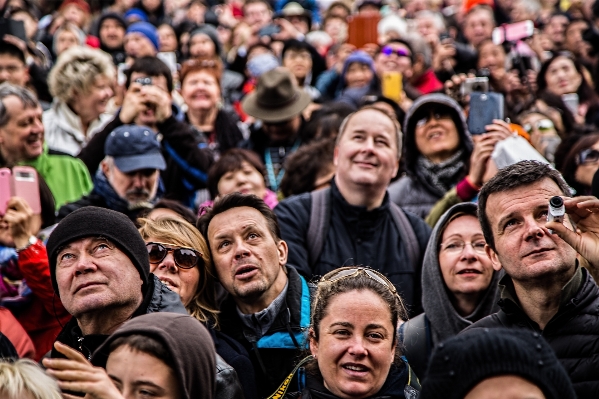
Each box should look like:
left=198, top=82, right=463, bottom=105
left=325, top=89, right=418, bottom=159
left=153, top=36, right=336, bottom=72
left=336, top=106, right=403, bottom=159
left=415, top=10, right=446, bottom=32
left=0, top=83, right=39, bottom=127
left=48, top=46, right=115, bottom=104
left=405, top=33, right=432, bottom=69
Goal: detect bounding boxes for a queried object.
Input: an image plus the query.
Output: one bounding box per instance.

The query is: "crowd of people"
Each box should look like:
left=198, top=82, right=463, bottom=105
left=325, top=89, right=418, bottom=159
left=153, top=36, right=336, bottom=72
left=1, top=0, right=599, bottom=397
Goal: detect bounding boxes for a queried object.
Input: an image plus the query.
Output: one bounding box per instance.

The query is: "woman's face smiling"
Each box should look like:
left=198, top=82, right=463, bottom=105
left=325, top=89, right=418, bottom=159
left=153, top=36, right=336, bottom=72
left=310, top=289, right=396, bottom=399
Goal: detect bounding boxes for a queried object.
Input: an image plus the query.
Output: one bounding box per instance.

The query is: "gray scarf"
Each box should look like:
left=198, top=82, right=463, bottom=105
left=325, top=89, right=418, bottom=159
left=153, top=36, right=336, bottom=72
left=422, top=202, right=502, bottom=344
left=415, top=150, right=465, bottom=197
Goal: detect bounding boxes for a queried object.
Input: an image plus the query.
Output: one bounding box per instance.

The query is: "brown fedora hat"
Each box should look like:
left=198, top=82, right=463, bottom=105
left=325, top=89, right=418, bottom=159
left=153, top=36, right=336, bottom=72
left=242, top=68, right=312, bottom=123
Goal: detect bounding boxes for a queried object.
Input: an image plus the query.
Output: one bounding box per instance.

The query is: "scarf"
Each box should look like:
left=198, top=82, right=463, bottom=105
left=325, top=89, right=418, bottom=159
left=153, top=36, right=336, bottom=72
left=414, top=150, right=465, bottom=198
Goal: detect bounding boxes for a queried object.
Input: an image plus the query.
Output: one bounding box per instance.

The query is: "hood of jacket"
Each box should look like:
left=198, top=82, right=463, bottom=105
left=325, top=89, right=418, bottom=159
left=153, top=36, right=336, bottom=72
left=92, top=312, right=216, bottom=399
left=421, top=202, right=501, bottom=343
left=402, top=94, right=473, bottom=176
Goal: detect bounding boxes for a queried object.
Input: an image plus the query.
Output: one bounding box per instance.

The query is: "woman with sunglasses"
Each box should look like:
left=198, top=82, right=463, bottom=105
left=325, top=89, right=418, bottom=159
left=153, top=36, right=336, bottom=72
left=284, top=266, right=420, bottom=399
left=138, top=216, right=258, bottom=399
left=557, top=133, right=599, bottom=196
left=400, top=203, right=500, bottom=379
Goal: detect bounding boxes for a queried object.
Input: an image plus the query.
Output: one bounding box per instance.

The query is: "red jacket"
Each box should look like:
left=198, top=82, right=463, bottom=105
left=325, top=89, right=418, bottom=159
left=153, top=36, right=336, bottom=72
left=14, top=241, right=71, bottom=360
left=0, top=307, right=35, bottom=358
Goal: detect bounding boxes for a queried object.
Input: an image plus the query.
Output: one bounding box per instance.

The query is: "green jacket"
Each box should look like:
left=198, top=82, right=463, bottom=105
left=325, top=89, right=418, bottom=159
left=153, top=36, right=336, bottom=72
left=425, top=187, right=462, bottom=228
left=21, top=145, right=93, bottom=210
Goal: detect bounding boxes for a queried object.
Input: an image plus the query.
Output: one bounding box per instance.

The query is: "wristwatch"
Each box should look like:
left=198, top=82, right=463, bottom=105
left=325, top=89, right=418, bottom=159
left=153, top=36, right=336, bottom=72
left=16, top=235, right=38, bottom=252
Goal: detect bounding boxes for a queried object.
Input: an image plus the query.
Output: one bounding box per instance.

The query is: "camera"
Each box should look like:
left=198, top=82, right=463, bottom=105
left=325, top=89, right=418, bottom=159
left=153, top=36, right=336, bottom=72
left=134, top=77, right=153, bottom=86
left=547, top=196, right=565, bottom=234
left=460, top=77, right=489, bottom=96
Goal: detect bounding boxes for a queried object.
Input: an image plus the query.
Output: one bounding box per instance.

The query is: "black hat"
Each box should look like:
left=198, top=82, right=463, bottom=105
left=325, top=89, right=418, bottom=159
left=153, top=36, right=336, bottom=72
left=46, top=206, right=150, bottom=294
left=189, top=24, right=222, bottom=56
left=420, top=328, right=577, bottom=399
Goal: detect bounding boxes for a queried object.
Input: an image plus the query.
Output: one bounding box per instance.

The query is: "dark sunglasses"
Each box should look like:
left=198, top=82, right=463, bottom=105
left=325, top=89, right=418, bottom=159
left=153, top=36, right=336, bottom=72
left=381, top=46, right=411, bottom=58
left=146, top=242, right=203, bottom=269
left=577, top=149, right=599, bottom=165
left=522, top=119, right=554, bottom=134
left=415, top=109, right=452, bottom=128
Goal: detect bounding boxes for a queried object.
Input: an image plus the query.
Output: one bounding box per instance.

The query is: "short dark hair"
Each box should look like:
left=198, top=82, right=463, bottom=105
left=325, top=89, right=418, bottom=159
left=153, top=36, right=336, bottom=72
left=197, top=192, right=281, bottom=247
left=557, top=133, right=599, bottom=196
left=0, top=42, right=25, bottom=64
left=109, top=334, right=174, bottom=370
left=125, top=56, right=173, bottom=93
left=207, top=149, right=267, bottom=199
left=478, top=161, right=571, bottom=251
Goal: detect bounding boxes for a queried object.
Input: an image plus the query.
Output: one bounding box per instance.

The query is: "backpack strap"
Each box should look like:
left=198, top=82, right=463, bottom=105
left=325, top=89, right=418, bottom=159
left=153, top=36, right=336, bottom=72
left=307, top=187, right=331, bottom=267
left=389, top=202, right=420, bottom=270
left=399, top=313, right=430, bottom=378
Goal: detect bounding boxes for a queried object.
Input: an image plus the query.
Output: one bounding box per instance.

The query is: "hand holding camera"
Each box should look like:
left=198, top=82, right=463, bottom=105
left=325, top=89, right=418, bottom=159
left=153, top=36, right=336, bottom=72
left=120, top=77, right=172, bottom=124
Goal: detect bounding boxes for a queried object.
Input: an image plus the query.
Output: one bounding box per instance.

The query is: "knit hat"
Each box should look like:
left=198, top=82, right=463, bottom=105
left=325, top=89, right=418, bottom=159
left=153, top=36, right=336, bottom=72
left=341, top=50, right=375, bottom=79
left=124, top=8, right=148, bottom=23
left=59, top=0, right=90, bottom=14
left=126, top=22, right=159, bottom=50
left=97, top=12, right=126, bottom=36
left=189, top=25, right=221, bottom=56
left=46, top=207, right=150, bottom=295
left=420, top=328, right=577, bottom=399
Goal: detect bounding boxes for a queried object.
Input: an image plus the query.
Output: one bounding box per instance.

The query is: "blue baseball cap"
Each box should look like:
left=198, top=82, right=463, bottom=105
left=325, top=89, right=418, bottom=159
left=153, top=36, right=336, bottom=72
left=105, top=125, right=166, bottom=173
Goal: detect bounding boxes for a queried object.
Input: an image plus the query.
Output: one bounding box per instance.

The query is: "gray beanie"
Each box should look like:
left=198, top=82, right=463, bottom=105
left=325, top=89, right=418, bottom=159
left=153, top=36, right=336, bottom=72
left=190, top=24, right=222, bottom=56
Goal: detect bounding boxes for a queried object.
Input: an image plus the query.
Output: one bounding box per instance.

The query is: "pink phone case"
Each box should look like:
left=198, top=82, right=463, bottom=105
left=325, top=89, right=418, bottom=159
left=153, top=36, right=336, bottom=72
left=0, top=168, right=11, bottom=215
left=12, top=166, right=41, bottom=214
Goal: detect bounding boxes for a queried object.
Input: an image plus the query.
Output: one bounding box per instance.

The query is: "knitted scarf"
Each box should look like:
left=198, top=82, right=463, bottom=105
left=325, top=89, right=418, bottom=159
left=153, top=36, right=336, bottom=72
left=414, top=150, right=465, bottom=197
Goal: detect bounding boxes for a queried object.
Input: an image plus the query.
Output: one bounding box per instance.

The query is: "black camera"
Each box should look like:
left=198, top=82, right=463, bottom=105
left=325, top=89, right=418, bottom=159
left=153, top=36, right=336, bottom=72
left=134, top=77, right=153, bottom=86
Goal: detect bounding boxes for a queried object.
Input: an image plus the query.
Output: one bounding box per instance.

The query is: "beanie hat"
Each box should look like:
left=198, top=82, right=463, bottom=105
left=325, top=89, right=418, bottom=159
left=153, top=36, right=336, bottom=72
left=420, top=328, right=577, bottom=399
left=96, top=12, right=126, bottom=36
left=126, top=21, right=159, bottom=50
left=46, top=207, right=150, bottom=295
left=190, top=24, right=222, bottom=56
left=59, top=0, right=90, bottom=14
left=124, top=7, right=148, bottom=23
left=341, top=50, right=375, bottom=80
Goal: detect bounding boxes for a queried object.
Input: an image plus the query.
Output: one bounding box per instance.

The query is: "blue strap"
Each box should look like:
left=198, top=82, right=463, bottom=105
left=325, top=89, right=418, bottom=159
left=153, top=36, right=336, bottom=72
left=163, top=141, right=208, bottom=184
left=264, top=140, right=300, bottom=192
left=256, top=275, right=310, bottom=349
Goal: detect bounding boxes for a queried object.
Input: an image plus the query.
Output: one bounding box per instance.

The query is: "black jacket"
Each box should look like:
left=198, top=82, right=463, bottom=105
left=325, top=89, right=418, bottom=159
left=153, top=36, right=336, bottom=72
left=219, top=266, right=311, bottom=398
left=285, top=363, right=416, bottom=399
left=465, top=267, right=599, bottom=399
left=77, top=111, right=214, bottom=206
left=274, top=180, right=431, bottom=316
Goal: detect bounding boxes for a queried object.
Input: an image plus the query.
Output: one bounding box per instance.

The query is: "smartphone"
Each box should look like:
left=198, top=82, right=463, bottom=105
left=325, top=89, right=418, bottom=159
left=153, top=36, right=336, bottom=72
left=382, top=71, right=402, bottom=104
left=258, top=24, right=281, bottom=37
left=468, top=92, right=504, bottom=135
left=562, top=93, right=579, bottom=116
left=492, top=20, right=534, bottom=45
left=0, top=168, right=11, bottom=215
left=0, top=18, right=27, bottom=42
left=117, top=63, right=128, bottom=86
left=347, top=14, right=380, bottom=48
left=461, top=77, right=489, bottom=96
left=12, top=166, right=40, bottom=214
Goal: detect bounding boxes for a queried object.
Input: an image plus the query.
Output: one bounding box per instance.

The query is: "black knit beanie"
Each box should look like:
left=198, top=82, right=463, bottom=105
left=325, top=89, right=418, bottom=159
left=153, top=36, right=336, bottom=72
left=420, top=328, right=576, bottom=399
left=46, top=207, right=150, bottom=295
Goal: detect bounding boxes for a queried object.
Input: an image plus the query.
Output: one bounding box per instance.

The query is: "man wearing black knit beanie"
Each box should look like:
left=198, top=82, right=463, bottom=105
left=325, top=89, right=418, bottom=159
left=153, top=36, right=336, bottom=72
left=45, top=206, right=187, bottom=361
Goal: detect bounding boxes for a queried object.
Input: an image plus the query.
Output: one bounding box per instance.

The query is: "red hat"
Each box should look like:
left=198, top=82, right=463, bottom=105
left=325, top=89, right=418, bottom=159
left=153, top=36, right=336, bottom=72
left=463, top=0, right=494, bottom=14
left=59, top=0, right=90, bottom=14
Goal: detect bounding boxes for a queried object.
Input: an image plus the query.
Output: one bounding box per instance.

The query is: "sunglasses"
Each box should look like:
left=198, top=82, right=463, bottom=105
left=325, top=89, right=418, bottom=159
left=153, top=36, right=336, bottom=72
left=146, top=242, right=203, bottom=269
left=321, top=267, right=398, bottom=295
left=577, top=149, right=599, bottom=165
left=415, top=110, right=452, bottom=128
left=381, top=46, right=411, bottom=58
left=523, top=119, right=554, bottom=134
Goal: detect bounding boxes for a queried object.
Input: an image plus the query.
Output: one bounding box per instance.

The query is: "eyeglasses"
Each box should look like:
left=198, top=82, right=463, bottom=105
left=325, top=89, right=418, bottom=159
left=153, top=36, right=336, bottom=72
left=415, top=110, right=452, bottom=128
left=146, top=242, right=204, bottom=269
left=381, top=46, right=411, bottom=58
left=321, top=267, right=398, bottom=295
left=523, top=119, right=554, bottom=134
left=577, top=148, right=599, bottom=165
left=440, top=240, right=487, bottom=255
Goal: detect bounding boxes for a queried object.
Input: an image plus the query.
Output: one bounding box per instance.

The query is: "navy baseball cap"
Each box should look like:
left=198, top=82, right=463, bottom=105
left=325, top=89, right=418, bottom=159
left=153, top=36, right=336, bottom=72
left=105, top=125, right=166, bottom=173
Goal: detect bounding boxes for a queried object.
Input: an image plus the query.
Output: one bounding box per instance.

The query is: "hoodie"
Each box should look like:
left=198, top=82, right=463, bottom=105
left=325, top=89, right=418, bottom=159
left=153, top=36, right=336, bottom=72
left=92, top=312, right=216, bottom=399
left=401, top=203, right=501, bottom=377
left=389, top=94, right=473, bottom=218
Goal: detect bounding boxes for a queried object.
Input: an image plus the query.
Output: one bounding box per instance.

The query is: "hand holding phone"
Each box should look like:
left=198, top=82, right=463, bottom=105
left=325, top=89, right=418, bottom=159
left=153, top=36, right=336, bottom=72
left=467, top=92, right=504, bottom=135
left=0, top=166, right=41, bottom=216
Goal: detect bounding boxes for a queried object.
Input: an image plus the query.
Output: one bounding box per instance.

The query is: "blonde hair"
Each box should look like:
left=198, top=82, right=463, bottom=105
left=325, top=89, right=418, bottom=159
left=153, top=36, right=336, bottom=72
left=138, top=216, right=219, bottom=326
left=48, top=46, right=115, bottom=104
left=0, top=359, right=62, bottom=399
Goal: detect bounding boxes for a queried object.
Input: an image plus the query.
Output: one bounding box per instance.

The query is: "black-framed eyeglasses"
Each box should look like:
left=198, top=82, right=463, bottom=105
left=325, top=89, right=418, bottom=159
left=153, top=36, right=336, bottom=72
left=381, top=46, right=411, bottom=58
left=577, top=149, right=599, bottom=165
left=146, top=242, right=204, bottom=269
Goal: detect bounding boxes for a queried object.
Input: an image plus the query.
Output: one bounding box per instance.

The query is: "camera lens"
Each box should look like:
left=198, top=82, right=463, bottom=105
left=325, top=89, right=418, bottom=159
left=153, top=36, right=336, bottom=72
left=549, top=196, right=563, bottom=208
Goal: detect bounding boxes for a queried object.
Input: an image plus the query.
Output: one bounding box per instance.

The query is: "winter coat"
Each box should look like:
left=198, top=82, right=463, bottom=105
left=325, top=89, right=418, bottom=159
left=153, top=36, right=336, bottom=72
left=466, top=266, right=599, bottom=399
left=274, top=179, right=431, bottom=316
left=389, top=94, right=473, bottom=218
left=219, top=266, right=311, bottom=398
left=400, top=203, right=501, bottom=378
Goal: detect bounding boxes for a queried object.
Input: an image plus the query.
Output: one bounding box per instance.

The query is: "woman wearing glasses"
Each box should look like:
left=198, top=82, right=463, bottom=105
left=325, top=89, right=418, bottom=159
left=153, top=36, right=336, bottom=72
left=400, top=203, right=500, bottom=379
left=517, top=109, right=562, bottom=163
left=285, top=266, right=420, bottom=399
left=557, top=133, right=599, bottom=197
left=138, top=216, right=257, bottom=399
